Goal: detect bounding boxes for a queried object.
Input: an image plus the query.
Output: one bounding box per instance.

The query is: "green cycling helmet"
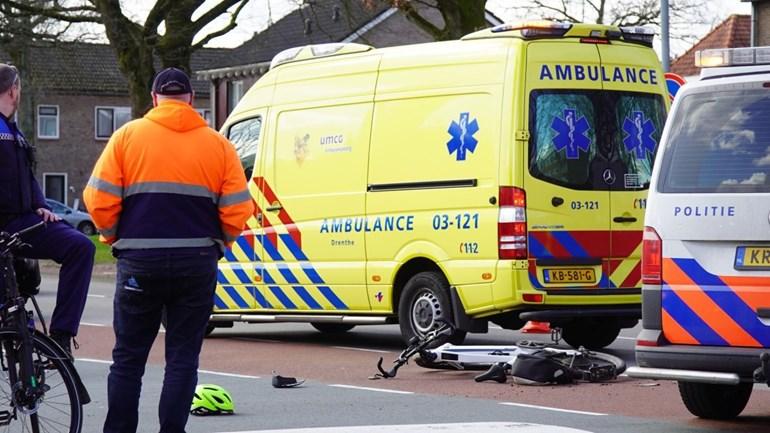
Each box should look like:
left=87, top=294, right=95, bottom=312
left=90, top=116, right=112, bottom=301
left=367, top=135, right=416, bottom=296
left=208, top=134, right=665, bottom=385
left=190, top=384, right=234, bottom=416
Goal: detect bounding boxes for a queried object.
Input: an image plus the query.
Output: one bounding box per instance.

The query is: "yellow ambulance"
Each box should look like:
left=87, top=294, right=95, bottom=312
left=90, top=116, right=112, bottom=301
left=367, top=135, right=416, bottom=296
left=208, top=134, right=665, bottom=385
left=212, top=21, right=669, bottom=349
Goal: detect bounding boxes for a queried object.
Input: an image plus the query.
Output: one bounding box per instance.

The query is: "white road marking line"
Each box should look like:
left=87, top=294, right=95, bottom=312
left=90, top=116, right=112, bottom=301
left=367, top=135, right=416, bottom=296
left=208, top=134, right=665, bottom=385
left=216, top=422, right=594, bottom=433
left=489, top=324, right=504, bottom=330
left=77, top=358, right=112, bottom=364
left=332, top=346, right=390, bottom=354
left=329, top=384, right=414, bottom=395
left=80, top=322, right=107, bottom=327
left=499, top=402, right=607, bottom=416
left=616, top=336, right=637, bottom=341
left=87, top=294, right=106, bottom=298
left=232, top=337, right=282, bottom=343
left=199, top=370, right=260, bottom=379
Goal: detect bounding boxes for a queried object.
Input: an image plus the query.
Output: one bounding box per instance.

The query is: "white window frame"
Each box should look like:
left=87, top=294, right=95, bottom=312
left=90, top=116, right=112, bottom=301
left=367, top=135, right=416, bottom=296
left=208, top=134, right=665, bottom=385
left=43, top=172, right=68, bottom=205
left=196, top=108, right=213, bottom=127
left=94, top=106, right=131, bottom=140
left=228, top=80, right=244, bottom=113
left=37, top=105, right=59, bottom=140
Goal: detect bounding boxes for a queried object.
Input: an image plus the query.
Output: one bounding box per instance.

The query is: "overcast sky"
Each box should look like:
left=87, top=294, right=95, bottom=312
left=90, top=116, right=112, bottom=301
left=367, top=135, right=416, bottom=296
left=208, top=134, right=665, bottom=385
left=124, top=0, right=752, bottom=58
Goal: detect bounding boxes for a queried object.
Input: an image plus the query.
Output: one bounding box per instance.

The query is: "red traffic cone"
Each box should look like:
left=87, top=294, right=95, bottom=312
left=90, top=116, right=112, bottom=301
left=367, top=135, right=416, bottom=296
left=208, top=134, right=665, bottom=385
left=521, top=321, right=551, bottom=334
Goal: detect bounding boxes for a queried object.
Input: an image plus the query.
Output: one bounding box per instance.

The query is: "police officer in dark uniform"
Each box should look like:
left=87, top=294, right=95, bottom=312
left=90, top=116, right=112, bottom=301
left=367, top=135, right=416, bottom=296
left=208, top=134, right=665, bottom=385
left=0, top=63, right=94, bottom=356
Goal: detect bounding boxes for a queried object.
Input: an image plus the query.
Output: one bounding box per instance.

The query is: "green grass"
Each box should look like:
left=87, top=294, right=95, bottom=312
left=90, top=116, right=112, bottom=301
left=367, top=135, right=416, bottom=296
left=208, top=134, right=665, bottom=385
left=88, top=235, right=116, bottom=265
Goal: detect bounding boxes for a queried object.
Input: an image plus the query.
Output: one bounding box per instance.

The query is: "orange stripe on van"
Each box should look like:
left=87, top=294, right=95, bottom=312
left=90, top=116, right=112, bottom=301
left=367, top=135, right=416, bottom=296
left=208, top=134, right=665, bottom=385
left=661, top=309, right=699, bottom=345
left=664, top=260, right=761, bottom=347
left=719, top=275, right=770, bottom=314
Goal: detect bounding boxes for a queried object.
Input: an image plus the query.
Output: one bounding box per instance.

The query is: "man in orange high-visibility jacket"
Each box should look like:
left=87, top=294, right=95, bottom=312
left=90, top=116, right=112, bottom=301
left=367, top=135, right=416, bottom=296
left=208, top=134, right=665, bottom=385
left=84, top=68, right=253, bottom=433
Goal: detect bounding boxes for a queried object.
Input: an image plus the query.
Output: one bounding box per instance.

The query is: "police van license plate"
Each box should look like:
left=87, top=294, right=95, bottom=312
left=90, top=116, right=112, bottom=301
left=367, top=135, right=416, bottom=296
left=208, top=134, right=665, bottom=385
left=735, top=246, right=770, bottom=270
left=543, top=268, right=596, bottom=284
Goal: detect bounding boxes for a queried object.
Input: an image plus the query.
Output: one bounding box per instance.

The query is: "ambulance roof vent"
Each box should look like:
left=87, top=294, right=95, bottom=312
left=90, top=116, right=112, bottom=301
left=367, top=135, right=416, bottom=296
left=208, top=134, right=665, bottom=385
left=270, top=43, right=374, bottom=69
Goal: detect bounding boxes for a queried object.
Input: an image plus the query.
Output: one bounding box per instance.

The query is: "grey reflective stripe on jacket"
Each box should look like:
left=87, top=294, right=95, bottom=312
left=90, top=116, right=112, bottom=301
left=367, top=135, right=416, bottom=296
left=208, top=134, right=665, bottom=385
left=113, top=238, right=217, bottom=249
left=87, top=177, right=123, bottom=197
left=219, top=189, right=251, bottom=207
left=124, top=182, right=219, bottom=203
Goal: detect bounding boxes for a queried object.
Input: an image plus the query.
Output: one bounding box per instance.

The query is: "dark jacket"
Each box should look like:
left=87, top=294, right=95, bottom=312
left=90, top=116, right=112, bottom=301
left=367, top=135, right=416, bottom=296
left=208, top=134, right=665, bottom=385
left=0, top=113, right=47, bottom=225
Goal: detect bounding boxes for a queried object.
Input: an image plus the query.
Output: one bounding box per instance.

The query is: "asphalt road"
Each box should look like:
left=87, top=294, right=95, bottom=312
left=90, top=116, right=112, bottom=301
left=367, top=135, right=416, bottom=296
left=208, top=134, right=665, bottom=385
left=31, top=272, right=770, bottom=433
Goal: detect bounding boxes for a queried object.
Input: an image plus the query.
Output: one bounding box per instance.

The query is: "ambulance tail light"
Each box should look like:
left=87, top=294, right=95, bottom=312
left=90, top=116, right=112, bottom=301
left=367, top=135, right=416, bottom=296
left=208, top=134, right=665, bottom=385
left=491, top=21, right=571, bottom=38
left=642, top=226, right=662, bottom=285
left=499, top=187, right=527, bottom=260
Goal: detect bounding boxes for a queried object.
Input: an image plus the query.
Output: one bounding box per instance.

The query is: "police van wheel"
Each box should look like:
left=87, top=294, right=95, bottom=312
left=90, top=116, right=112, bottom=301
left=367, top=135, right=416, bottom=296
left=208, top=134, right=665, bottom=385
left=398, top=271, right=466, bottom=347
left=562, top=319, right=620, bottom=350
left=678, top=381, right=752, bottom=420
left=311, top=323, right=356, bottom=334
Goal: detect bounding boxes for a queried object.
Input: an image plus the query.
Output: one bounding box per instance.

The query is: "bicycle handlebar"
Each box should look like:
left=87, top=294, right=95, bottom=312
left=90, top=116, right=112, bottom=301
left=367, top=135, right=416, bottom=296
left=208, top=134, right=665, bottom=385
left=0, top=221, right=46, bottom=255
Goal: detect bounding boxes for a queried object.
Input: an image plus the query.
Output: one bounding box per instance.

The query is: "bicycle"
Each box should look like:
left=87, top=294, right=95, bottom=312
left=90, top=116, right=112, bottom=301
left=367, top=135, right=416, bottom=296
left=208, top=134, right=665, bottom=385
left=0, top=221, right=88, bottom=432
left=373, top=321, right=624, bottom=385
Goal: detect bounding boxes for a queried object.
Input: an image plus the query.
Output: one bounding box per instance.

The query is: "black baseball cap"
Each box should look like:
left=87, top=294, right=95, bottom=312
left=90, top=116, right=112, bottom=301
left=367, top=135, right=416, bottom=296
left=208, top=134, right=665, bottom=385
left=152, top=67, right=193, bottom=95
left=0, top=64, right=19, bottom=93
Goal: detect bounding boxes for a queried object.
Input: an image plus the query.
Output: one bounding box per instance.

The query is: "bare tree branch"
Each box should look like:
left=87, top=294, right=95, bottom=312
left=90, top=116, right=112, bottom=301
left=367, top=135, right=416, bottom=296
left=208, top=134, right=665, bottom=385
left=192, top=0, right=247, bottom=33
left=192, top=0, right=248, bottom=50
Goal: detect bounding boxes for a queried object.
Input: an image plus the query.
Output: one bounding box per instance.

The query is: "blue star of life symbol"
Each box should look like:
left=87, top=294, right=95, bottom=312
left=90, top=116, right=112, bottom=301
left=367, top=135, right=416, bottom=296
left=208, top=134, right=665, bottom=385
left=446, top=112, right=479, bottom=161
left=551, top=108, right=591, bottom=159
left=623, top=111, right=657, bottom=159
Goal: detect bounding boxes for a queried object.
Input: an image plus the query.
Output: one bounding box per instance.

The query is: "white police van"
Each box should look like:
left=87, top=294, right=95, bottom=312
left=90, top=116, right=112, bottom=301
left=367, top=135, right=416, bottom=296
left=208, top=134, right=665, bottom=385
left=627, top=46, right=770, bottom=419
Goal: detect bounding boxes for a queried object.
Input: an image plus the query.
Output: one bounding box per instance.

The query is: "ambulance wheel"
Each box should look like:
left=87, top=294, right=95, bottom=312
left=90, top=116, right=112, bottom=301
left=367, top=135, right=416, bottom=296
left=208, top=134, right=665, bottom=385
left=311, top=323, right=356, bottom=333
left=398, top=271, right=466, bottom=347
left=678, top=381, right=752, bottom=420
left=561, top=319, right=620, bottom=350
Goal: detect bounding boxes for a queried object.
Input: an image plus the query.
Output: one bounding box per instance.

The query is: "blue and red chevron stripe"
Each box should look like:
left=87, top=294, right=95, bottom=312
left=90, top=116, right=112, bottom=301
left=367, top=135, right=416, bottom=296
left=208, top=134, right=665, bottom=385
left=527, top=230, right=642, bottom=289
left=662, top=258, right=770, bottom=348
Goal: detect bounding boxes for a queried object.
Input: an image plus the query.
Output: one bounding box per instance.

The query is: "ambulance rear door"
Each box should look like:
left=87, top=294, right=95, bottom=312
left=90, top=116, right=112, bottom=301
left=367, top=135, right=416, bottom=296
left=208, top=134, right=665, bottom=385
left=524, top=41, right=611, bottom=291
left=597, top=43, right=668, bottom=291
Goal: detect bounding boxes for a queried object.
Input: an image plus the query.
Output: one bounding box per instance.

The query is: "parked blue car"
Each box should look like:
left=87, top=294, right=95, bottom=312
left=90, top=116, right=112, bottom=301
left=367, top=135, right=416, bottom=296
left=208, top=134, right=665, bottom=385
left=45, top=199, right=96, bottom=235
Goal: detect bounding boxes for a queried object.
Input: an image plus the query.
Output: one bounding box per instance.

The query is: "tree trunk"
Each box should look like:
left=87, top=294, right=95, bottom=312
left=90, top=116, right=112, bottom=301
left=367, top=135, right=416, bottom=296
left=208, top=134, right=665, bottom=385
left=436, top=0, right=487, bottom=40
left=94, top=0, right=155, bottom=117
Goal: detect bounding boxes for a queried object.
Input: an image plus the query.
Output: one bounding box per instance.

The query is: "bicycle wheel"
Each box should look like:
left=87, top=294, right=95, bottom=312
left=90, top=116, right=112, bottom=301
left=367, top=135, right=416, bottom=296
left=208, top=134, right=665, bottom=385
left=0, top=329, right=82, bottom=433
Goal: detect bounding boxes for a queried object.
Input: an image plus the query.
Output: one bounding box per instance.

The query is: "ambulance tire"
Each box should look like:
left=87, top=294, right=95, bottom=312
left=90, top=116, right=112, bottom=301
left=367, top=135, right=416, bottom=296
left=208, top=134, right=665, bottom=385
left=398, top=271, right=466, bottom=347
left=311, top=323, right=356, bottom=334
left=677, top=381, right=752, bottom=420
left=561, top=319, right=620, bottom=350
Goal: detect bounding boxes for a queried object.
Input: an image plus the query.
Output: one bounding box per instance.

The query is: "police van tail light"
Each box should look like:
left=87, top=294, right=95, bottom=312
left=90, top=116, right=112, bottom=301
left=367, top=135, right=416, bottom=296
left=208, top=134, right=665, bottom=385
left=499, top=187, right=527, bottom=260
left=642, top=226, right=662, bottom=285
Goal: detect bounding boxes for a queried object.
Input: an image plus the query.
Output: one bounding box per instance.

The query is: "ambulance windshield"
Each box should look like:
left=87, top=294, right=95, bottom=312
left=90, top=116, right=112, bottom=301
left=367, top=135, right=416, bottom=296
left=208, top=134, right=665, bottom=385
left=228, top=116, right=262, bottom=179
left=529, top=90, right=666, bottom=191
left=660, top=89, right=770, bottom=193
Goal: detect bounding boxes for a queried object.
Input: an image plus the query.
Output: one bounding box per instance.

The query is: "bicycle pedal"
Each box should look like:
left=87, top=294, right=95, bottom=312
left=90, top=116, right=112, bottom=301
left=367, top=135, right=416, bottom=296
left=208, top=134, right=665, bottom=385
left=0, top=410, right=12, bottom=426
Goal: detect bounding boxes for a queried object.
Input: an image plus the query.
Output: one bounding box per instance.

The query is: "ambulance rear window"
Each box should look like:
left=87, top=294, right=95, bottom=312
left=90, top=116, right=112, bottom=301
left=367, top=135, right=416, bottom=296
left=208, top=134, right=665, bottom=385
left=660, top=89, right=770, bottom=193
left=529, top=90, right=665, bottom=191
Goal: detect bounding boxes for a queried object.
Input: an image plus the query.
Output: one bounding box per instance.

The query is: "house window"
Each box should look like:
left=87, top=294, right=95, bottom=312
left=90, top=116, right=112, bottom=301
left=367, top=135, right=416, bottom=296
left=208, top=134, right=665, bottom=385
left=43, top=173, right=67, bottom=204
left=95, top=107, right=131, bottom=140
left=227, top=80, right=244, bottom=114
left=37, top=105, right=59, bottom=139
left=196, top=109, right=213, bottom=127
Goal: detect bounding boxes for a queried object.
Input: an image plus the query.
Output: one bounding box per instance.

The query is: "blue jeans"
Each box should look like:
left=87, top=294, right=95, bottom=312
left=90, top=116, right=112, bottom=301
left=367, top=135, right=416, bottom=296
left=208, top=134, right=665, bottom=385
left=103, top=250, right=217, bottom=433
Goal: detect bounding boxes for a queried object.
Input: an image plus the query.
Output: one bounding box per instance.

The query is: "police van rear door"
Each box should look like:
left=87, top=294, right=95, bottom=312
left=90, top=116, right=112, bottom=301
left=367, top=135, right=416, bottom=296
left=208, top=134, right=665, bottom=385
left=524, top=42, right=611, bottom=290
left=651, top=79, right=770, bottom=348
left=597, top=43, right=667, bottom=291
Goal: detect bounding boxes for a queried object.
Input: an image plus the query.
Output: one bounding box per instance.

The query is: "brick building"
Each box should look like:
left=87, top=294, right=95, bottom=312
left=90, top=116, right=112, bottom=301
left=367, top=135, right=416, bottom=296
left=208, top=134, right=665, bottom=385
left=670, top=15, right=751, bottom=79
left=0, top=43, right=227, bottom=209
